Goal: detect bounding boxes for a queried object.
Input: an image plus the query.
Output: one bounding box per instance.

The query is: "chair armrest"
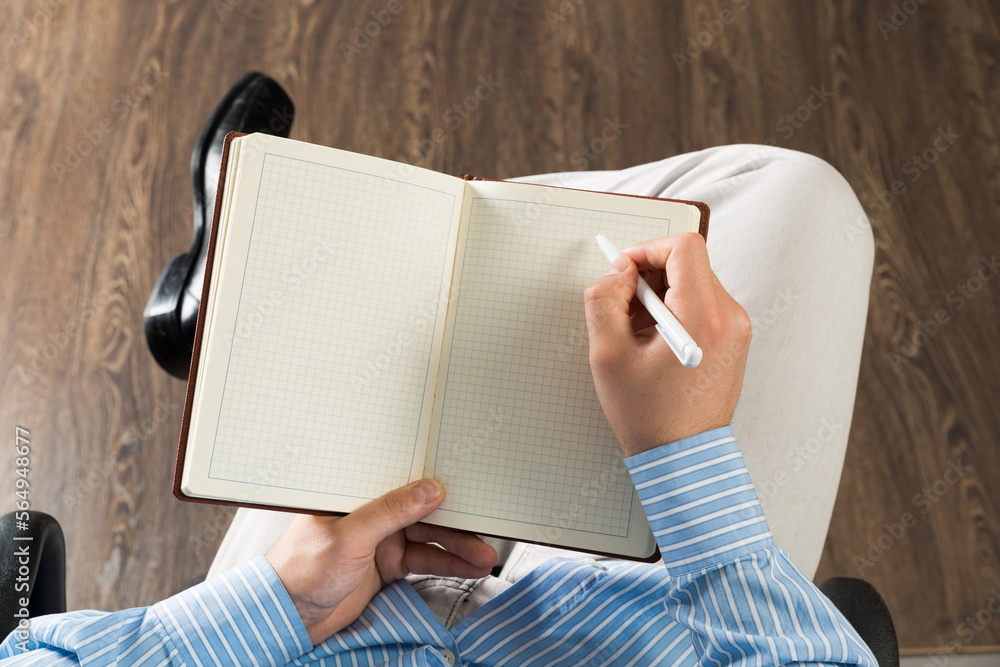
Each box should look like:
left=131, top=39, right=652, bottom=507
left=820, top=576, right=900, bottom=667
left=0, top=511, right=66, bottom=641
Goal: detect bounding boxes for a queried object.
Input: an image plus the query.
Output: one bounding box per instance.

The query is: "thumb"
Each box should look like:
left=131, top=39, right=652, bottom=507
left=342, top=479, right=445, bottom=548
left=584, top=255, right=638, bottom=352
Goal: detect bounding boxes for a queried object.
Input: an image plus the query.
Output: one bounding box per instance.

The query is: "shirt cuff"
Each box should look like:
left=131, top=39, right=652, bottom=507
left=625, top=426, right=774, bottom=577
left=152, top=555, right=313, bottom=665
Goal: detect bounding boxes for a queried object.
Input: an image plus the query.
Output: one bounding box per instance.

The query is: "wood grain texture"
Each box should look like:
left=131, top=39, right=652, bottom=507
left=0, top=0, right=997, bottom=651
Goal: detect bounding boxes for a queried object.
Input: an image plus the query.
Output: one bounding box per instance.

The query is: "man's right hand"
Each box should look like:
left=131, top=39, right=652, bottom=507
left=583, top=232, right=752, bottom=457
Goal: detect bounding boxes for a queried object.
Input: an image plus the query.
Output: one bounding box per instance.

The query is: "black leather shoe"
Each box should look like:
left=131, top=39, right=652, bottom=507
left=144, top=73, right=294, bottom=379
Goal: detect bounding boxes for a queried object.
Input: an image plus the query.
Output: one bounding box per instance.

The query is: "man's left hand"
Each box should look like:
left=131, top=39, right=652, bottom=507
left=265, top=479, right=498, bottom=646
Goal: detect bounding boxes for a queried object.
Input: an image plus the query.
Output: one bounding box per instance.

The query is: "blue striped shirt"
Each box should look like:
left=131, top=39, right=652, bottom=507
left=1, top=427, right=877, bottom=666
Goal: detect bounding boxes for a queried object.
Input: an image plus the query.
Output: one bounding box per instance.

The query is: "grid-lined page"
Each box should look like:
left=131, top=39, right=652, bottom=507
left=205, top=152, right=458, bottom=501
left=432, top=193, right=688, bottom=539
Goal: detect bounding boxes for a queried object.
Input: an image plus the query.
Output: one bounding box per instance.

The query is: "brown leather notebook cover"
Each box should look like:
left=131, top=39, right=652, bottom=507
left=459, top=174, right=710, bottom=241
left=172, top=132, right=710, bottom=563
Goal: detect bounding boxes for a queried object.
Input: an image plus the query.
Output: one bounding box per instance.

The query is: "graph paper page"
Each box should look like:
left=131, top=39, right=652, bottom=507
left=423, top=180, right=700, bottom=557
left=182, top=135, right=465, bottom=512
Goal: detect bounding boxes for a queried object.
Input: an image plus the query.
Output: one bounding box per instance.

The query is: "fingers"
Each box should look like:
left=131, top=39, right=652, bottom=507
left=340, top=479, right=445, bottom=550
left=584, top=255, right=640, bottom=365
left=623, top=232, right=718, bottom=300
left=404, top=523, right=499, bottom=570
left=639, top=268, right=665, bottom=294
left=628, top=269, right=664, bottom=331
left=630, top=310, right=657, bottom=333
left=622, top=232, right=707, bottom=272
left=623, top=233, right=729, bottom=325
left=403, top=542, right=495, bottom=579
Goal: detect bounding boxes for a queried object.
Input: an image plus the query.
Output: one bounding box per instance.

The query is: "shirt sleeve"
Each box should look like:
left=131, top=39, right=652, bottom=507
left=625, top=426, right=879, bottom=666
left=0, top=555, right=311, bottom=666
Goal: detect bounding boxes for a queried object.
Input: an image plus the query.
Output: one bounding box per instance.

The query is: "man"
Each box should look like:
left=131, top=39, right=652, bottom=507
left=1, top=143, right=877, bottom=665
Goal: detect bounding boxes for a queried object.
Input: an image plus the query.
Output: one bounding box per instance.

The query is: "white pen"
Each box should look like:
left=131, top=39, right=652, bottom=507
left=595, top=234, right=703, bottom=368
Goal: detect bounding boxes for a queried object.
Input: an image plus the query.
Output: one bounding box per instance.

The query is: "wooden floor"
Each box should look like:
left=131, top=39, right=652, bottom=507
left=1, top=0, right=997, bottom=652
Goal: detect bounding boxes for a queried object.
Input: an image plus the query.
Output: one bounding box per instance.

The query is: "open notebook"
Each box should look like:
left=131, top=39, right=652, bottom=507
left=175, top=133, right=709, bottom=561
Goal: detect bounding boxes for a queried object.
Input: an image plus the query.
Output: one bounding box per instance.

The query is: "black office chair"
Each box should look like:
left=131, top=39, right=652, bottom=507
left=820, top=577, right=900, bottom=666
left=0, top=512, right=66, bottom=640
left=1, top=511, right=899, bottom=665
